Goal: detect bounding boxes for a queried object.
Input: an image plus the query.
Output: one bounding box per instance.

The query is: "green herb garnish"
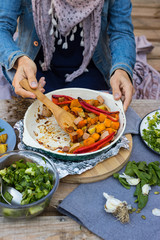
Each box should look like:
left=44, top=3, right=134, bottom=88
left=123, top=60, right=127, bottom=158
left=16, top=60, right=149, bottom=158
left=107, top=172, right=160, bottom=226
left=113, top=160, right=160, bottom=210
left=0, top=127, right=4, bottom=132
left=0, top=159, right=54, bottom=205
left=4, top=191, right=13, bottom=203
left=142, top=111, right=160, bottom=153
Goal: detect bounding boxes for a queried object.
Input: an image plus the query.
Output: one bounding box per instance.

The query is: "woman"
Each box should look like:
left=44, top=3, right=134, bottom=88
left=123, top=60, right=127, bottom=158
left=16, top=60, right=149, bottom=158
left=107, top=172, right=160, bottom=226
left=0, top=0, right=136, bottom=111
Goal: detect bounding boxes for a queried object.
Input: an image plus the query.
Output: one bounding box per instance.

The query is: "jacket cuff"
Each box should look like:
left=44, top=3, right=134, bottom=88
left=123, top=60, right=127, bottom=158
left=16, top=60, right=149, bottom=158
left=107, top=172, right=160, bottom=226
left=110, top=63, right=133, bottom=83
left=7, top=50, right=28, bottom=70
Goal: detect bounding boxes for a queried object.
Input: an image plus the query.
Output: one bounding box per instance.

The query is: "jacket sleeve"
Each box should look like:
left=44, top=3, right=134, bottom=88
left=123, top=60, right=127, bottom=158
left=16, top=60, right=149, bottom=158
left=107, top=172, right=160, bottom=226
left=108, top=0, right=136, bottom=80
left=0, top=0, right=26, bottom=71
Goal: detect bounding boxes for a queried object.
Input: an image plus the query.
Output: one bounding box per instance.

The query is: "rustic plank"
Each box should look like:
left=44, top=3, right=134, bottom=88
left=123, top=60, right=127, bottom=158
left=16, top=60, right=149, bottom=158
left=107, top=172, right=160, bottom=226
left=147, top=59, right=160, bottom=72
left=132, top=7, right=160, bottom=18
left=132, top=18, right=160, bottom=30
left=0, top=216, right=100, bottom=240
left=132, top=0, right=160, bottom=6
left=132, top=3, right=160, bottom=8
left=134, top=29, right=160, bottom=42
left=147, top=42, right=160, bottom=59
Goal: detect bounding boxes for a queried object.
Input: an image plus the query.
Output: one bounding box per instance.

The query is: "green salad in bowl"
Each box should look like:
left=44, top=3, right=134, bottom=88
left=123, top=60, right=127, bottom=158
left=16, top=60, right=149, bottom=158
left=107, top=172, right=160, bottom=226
left=0, top=150, right=59, bottom=219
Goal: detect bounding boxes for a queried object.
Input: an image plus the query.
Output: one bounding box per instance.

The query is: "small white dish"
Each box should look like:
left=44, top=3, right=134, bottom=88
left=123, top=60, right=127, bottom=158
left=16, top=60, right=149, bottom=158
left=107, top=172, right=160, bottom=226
left=139, top=109, right=160, bottom=155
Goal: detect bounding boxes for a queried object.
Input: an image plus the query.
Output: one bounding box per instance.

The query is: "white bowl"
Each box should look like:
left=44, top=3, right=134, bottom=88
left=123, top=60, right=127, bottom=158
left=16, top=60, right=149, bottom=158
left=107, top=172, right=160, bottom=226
left=23, top=88, right=126, bottom=161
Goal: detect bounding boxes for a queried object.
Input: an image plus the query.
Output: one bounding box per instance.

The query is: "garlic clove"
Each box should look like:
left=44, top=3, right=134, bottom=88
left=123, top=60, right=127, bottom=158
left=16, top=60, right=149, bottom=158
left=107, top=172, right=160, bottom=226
left=152, top=208, right=160, bottom=216
left=119, top=173, right=140, bottom=186
left=142, top=184, right=151, bottom=195
left=126, top=178, right=140, bottom=185
left=105, top=198, right=122, bottom=213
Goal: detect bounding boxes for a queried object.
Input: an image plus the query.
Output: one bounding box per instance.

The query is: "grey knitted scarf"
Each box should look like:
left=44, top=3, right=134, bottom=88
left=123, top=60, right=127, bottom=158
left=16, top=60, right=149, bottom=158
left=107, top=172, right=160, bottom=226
left=32, top=0, right=104, bottom=82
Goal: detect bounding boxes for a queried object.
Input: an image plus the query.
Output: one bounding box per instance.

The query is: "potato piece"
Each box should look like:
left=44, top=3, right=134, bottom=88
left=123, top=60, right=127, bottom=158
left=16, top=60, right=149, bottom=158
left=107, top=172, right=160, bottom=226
left=0, top=134, right=8, bottom=143
left=62, top=146, right=70, bottom=152
left=97, top=104, right=107, bottom=111
left=83, top=132, right=90, bottom=140
left=78, top=111, right=85, bottom=118
left=88, top=125, right=96, bottom=134
left=100, top=131, right=109, bottom=140
left=69, top=143, right=81, bottom=153
left=42, top=105, right=52, bottom=117
left=0, top=144, right=8, bottom=154
left=97, top=95, right=104, bottom=105
left=74, top=117, right=84, bottom=125
left=88, top=113, right=96, bottom=119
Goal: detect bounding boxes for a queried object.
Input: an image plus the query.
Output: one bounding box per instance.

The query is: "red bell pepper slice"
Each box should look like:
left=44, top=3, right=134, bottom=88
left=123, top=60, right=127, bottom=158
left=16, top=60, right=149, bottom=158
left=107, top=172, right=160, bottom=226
left=73, top=132, right=115, bottom=154
left=52, top=94, right=74, bottom=101
left=78, top=97, right=119, bottom=122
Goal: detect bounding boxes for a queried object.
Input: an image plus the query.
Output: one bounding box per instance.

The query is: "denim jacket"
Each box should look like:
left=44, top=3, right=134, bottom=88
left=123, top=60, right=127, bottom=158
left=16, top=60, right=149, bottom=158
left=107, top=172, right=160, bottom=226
left=0, top=0, right=136, bottom=86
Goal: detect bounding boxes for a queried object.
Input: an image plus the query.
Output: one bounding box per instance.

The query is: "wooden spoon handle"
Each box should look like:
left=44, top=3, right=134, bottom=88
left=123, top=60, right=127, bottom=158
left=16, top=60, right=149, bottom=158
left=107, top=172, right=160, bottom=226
left=20, top=79, right=59, bottom=113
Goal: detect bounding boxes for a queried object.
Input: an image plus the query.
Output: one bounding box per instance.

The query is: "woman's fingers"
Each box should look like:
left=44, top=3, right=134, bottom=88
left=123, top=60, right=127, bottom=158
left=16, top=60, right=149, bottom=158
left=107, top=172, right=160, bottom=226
left=13, top=67, right=36, bottom=98
left=12, top=56, right=42, bottom=98
left=110, top=69, right=134, bottom=112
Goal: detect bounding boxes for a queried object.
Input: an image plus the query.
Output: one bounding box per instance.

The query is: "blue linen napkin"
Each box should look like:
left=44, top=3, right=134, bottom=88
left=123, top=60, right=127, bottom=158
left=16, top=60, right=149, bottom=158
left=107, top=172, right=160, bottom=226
left=58, top=107, right=160, bottom=240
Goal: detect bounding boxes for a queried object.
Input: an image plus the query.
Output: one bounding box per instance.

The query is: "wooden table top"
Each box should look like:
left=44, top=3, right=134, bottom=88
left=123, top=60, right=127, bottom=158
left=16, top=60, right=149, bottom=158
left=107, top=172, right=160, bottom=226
left=0, top=98, right=160, bottom=239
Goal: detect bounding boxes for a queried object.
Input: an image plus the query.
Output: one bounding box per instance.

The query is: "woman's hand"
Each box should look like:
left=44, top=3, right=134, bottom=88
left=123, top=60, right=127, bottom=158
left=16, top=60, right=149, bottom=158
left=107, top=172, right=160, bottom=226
left=110, top=69, right=134, bottom=112
left=12, top=56, right=46, bottom=98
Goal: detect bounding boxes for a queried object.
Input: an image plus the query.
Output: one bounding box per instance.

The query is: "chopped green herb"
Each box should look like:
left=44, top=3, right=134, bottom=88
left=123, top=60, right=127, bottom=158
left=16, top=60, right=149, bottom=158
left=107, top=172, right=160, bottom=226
left=0, top=159, right=54, bottom=205
left=4, top=191, right=13, bottom=203
left=142, top=111, right=160, bottom=153
left=0, top=127, right=4, bottom=132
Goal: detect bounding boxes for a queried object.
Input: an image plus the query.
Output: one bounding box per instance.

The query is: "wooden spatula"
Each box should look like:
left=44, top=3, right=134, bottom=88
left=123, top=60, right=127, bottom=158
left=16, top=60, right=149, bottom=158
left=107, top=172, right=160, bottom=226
left=20, top=79, right=77, bottom=132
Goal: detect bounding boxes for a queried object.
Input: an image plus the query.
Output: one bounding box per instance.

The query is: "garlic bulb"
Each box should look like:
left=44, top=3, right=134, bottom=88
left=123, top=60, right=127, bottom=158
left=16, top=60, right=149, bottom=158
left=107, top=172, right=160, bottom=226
left=142, top=184, right=151, bottom=195
left=103, top=192, right=131, bottom=223
left=103, top=192, right=122, bottom=213
left=152, top=208, right=160, bottom=216
left=119, top=173, right=140, bottom=185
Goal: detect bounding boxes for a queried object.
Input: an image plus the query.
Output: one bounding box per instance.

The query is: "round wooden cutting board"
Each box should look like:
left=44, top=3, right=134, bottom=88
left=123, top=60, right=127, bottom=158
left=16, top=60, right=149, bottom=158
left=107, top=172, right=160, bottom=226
left=61, top=134, right=132, bottom=183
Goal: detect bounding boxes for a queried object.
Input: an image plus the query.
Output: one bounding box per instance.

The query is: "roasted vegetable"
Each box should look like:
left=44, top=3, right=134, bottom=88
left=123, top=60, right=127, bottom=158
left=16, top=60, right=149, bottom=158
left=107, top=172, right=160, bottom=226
left=0, top=134, right=8, bottom=143
left=0, top=144, right=8, bottom=154
left=49, top=94, right=120, bottom=154
left=78, top=97, right=119, bottom=122
left=73, top=132, right=115, bottom=154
